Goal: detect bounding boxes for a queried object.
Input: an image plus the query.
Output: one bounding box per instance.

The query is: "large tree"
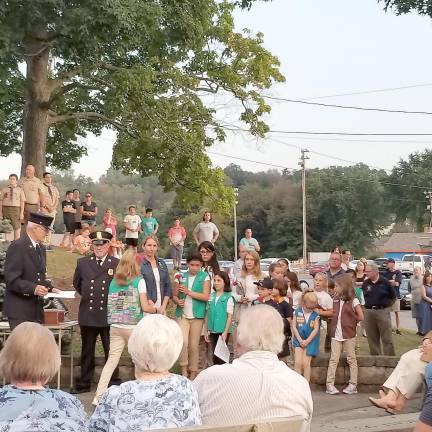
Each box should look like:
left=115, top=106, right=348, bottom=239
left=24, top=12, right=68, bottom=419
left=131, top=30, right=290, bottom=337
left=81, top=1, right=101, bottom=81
left=386, top=150, right=432, bottom=230
left=0, top=0, right=283, bottom=211
left=379, top=0, right=432, bottom=16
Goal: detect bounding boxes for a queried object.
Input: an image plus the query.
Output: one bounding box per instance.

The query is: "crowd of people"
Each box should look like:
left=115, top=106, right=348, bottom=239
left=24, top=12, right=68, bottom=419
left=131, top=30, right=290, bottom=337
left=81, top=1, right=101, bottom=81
left=3, top=167, right=432, bottom=430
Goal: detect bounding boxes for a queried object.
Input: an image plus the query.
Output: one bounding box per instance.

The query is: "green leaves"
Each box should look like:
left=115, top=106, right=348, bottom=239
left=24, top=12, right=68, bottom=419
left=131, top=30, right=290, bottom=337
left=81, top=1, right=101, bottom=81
left=387, top=149, right=432, bottom=230
left=0, top=0, right=281, bottom=210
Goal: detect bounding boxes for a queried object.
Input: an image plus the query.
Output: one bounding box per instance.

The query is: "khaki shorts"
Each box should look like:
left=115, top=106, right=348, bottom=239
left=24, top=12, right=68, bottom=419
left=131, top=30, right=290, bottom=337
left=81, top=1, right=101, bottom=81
left=391, top=299, right=401, bottom=312
left=2, top=206, right=21, bottom=230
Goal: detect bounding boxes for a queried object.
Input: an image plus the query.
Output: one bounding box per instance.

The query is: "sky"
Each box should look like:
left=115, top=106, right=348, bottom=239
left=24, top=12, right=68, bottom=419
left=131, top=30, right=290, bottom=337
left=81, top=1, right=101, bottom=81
left=2, top=0, right=432, bottom=179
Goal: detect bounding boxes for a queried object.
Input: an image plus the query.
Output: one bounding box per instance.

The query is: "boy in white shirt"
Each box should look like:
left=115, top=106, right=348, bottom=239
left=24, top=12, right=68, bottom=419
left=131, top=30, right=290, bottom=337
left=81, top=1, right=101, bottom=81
left=124, top=205, right=141, bottom=250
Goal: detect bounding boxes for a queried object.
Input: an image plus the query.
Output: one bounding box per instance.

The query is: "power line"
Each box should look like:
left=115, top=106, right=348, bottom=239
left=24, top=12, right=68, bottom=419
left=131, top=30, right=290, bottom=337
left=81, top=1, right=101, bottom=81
left=207, top=150, right=294, bottom=170
left=299, top=83, right=432, bottom=101
left=208, top=149, right=432, bottom=191
left=220, top=125, right=432, bottom=137
left=263, top=95, right=432, bottom=116
left=266, top=136, right=393, bottom=173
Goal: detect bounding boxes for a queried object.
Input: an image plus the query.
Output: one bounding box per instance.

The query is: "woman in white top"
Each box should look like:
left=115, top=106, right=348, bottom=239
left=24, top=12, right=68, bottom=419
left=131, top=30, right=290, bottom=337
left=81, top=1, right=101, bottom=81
left=410, top=266, right=424, bottom=335
left=93, top=250, right=157, bottom=405
left=233, top=251, right=263, bottom=315
left=193, top=211, right=219, bottom=245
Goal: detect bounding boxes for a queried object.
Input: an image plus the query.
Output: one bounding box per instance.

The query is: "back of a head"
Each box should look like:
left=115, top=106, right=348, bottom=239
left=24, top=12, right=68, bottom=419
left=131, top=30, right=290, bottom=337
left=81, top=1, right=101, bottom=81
left=0, top=322, right=60, bottom=383
left=128, top=314, right=183, bottom=373
left=236, top=305, right=284, bottom=355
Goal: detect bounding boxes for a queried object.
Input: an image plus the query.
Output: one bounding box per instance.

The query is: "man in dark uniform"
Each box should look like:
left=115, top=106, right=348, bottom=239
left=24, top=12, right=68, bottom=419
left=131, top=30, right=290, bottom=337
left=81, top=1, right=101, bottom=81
left=362, top=263, right=396, bottom=356
left=382, top=258, right=403, bottom=335
left=4, top=212, right=56, bottom=330
left=72, top=230, right=119, bottom=394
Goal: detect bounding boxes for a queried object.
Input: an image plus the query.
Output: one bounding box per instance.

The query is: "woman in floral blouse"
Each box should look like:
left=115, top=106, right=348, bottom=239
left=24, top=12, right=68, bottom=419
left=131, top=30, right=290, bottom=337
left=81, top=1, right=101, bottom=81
left=0, top=322, right=88, bottom=432
left=90, top=314, right=201, bottom=431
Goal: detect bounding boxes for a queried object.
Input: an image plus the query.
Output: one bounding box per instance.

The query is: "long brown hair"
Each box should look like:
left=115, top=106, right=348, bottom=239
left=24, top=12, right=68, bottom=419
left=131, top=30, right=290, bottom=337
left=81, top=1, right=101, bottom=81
left=114, top=250, right=141, bottom=286
left=334, top=273, right=356, bottom=302
left=286, top=271, right=301, bottom=292
left=241, top=250, right=262, bottom=278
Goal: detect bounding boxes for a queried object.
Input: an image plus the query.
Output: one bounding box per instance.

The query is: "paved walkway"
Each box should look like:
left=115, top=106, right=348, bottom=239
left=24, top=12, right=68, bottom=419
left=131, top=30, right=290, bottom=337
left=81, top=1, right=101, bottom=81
left=77, top=390, right=421, bottom=431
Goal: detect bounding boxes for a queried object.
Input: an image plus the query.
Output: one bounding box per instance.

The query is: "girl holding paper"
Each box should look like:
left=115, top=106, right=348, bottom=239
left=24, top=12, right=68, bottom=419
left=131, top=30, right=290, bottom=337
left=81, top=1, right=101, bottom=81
left=173, top=253, right=211, bottom=380
left=204, top=271, right=235, bottom=365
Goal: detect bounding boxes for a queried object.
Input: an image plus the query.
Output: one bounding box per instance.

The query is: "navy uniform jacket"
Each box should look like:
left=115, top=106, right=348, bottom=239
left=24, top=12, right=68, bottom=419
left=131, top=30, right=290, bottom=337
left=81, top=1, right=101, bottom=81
left=4, top=233, right=47, bottom=323
left=73, top=254, right=119, bottom=327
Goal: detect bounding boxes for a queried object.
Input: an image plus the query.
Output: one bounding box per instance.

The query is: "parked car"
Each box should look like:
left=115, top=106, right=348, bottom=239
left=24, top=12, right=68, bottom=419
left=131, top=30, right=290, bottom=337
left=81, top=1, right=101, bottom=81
left=309, top=261, right=328, bottom=277
left=399, top=277, right=412, bottom=310
left=396, top=254, right=432, bottom=276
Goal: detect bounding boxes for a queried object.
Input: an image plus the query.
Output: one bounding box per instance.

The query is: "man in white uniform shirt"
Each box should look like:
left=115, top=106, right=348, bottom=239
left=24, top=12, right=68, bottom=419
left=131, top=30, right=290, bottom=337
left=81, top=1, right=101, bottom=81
left=124, top=205, right=141, bottom=250
left=194, top=305, right=313, bottom=431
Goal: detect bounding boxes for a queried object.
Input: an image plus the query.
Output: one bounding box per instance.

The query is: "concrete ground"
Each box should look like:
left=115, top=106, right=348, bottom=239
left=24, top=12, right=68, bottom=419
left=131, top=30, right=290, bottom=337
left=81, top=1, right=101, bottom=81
left=77, top=389, right=421, bottom=432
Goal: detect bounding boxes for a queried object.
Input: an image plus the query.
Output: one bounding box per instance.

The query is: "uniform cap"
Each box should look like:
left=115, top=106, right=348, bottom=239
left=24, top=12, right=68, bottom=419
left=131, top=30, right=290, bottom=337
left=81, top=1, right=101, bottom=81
left=29, top=212, right=54, bottom=231
left=89, top=230, right=112, bottom=245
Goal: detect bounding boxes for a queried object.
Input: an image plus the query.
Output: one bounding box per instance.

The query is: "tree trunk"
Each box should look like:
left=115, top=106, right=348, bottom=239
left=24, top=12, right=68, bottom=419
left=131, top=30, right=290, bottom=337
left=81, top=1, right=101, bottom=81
left=21, top=29, right=51, bottom=178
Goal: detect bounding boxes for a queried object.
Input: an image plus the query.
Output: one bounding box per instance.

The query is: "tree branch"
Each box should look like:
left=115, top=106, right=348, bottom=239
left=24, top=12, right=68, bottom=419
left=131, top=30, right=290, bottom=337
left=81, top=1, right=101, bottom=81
left=48, top=111, right=136, bottom=137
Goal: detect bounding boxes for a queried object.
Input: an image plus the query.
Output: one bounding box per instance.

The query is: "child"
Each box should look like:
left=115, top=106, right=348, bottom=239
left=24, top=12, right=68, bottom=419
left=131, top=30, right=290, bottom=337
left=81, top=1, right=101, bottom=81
left=141, top=207, right=159, bottom=237
left=314, top=272, right=333, bottom=353
left=292, top=290, right=320, bottom=382
left=272, top=278, right=293, bottom=359
left=204, top=270, right=235, bottom=365
left=326, top=273, right=364, bottom=395
left=93, top=250, right=155, bottom=405
left=253, top=277, right=277, bottom=306
left=269, top=262, right=285, bottom=280
left=287, top=271, right=302, bottom=308
left=173, top=253, right=211, bottom=380
left=71, top=226, right=91, bottom=255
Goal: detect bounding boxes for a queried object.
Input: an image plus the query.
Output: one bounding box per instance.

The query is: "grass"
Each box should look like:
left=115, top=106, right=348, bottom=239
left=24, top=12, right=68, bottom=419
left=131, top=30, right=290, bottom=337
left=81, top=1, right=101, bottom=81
left=47, top=249, right=422, bottom=359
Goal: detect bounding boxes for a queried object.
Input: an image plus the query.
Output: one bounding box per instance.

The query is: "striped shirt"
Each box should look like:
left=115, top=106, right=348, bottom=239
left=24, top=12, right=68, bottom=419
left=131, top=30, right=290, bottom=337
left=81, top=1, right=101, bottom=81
left=194, top=350, right=313, bottom=431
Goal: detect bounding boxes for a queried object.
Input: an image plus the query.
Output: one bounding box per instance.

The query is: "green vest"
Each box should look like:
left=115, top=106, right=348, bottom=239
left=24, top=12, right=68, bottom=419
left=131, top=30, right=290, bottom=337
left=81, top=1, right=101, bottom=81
left=107, top=276, right=143, bottom=325
left=175, top=270, right=208, bottom=319
left=208, top=292, right=235, bottom=334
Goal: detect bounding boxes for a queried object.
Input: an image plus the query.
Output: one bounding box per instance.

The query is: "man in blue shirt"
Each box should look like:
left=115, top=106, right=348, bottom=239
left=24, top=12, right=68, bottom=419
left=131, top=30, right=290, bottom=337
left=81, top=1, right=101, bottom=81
left=362, top=263, right=396, bottom=356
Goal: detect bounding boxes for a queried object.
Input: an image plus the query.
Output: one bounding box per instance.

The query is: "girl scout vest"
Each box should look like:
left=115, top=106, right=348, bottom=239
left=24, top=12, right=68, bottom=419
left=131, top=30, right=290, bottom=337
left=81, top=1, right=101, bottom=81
left=208, top=292, right=235, bottom=334
left=107, top=276, right=143, bottom=325
left=175, top=270, right=208, bottom=319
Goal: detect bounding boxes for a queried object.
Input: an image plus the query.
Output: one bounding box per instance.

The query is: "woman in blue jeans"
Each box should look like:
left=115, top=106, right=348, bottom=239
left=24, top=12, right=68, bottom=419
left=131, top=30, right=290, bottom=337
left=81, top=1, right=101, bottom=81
left=139, top=235, right=172, bottom=315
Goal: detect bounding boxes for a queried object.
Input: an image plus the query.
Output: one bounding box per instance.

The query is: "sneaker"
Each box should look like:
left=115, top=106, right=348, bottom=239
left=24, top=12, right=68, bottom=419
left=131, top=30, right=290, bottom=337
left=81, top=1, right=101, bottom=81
left=342, top=383, right=358, bottom=395
left=326, top=384, right=340, bottom=395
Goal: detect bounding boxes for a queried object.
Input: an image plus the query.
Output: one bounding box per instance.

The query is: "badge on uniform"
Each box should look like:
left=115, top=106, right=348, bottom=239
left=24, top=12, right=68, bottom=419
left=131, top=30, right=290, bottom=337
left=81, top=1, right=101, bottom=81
left=108, top=269, right=114, bottom=276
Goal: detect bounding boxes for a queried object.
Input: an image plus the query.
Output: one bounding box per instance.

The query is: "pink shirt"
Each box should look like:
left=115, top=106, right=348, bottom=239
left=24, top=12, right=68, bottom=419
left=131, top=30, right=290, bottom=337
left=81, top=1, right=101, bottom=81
left=168, top=226, right=187, bottom=245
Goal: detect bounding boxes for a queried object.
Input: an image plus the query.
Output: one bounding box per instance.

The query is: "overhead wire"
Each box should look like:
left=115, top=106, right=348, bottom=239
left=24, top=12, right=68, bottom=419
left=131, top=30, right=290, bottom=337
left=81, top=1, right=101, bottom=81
left=262, top=95, right=432, bottom=116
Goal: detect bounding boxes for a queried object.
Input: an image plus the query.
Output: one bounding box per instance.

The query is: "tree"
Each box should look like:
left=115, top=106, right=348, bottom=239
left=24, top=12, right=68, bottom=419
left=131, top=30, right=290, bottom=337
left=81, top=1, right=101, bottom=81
left=379, top=0, right=432, bottom=17
left=305, top=164, right=390, bottom=255
left=0, top=0, right=283, bottom=212
left=386, top=150, right=432, bottom=231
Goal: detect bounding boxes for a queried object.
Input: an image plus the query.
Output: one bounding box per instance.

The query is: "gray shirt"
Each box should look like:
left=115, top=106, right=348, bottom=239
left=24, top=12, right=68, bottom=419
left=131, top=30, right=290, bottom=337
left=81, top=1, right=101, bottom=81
left=409, top=276, right=423, bottom=304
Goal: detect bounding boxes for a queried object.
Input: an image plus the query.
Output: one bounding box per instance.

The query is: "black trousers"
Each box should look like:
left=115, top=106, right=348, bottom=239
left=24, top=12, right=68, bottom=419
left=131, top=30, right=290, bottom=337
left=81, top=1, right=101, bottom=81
left=209, top=333, right=231, bottom=365
left=77, top=325, right=119, bottom=389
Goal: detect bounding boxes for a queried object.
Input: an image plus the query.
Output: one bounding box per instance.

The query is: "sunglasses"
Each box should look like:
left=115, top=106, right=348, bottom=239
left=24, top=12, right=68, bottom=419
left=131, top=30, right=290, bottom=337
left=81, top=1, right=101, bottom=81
left=85, top=195, right=91, bottom=198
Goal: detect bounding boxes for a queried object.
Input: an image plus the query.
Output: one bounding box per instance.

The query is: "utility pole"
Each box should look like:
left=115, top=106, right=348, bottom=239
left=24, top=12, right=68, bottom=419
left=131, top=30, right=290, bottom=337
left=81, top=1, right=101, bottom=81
left=425, top=190, right=432, bottom=229
left=234, top=187, right=239, bottom=261
left=299, top=149, right=309, bottom=268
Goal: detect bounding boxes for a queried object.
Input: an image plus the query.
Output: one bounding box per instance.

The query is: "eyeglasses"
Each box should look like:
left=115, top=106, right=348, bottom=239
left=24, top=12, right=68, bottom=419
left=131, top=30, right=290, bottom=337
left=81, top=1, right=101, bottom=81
left=199, top=249, right=212, bottom=255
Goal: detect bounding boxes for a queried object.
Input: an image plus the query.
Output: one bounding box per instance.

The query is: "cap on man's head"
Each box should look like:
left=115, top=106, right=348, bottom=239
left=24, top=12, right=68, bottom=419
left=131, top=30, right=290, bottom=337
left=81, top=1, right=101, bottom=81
left=387, top=258, right=395, bottom=263
left=29, top=212, right=54, bottom=231
left=89, top=231, right=113, bottom=245
left=254, top=277, right=274, bottom=290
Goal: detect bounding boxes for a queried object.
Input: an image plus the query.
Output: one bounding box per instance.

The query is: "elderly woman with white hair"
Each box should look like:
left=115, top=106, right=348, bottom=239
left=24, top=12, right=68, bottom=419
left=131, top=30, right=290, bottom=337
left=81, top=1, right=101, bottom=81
left=0, top=322, right=88, bottom=431
left=194, top=305, right=313, bottom=432
left=90, top=314, right=202, bottom=431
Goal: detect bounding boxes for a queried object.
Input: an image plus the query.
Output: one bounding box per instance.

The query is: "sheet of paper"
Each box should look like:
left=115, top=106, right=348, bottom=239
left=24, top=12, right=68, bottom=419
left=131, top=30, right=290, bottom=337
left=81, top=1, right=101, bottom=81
left=214, top=336, right=230, bottom=363
left=45, top=290, right=76, bottom=299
